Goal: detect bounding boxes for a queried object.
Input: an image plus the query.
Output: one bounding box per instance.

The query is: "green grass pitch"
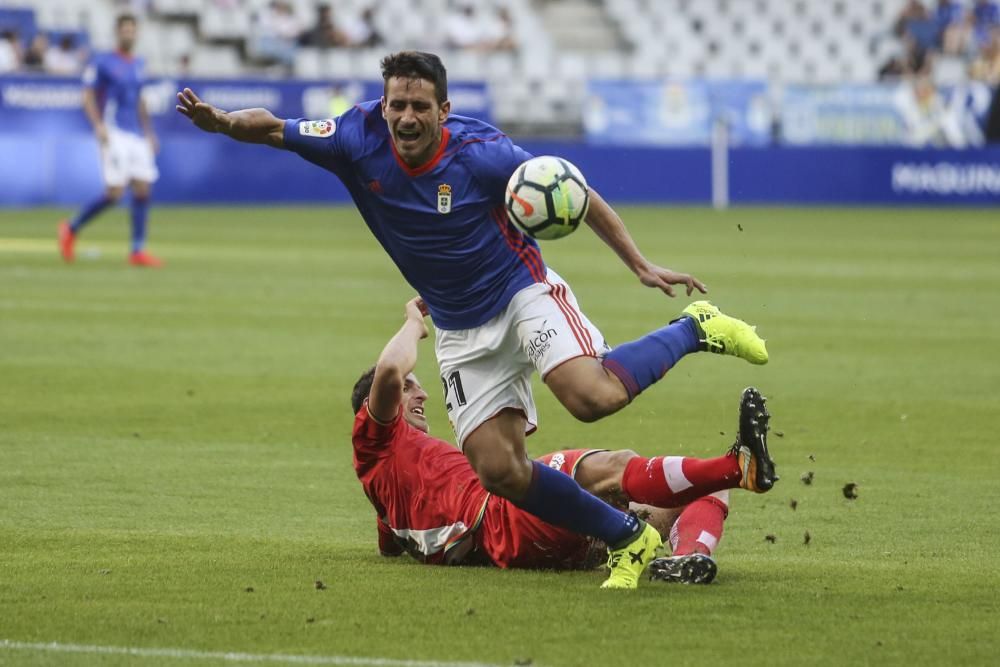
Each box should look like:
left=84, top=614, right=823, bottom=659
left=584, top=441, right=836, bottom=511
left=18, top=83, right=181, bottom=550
left=1, top=205, right=998, bottom=667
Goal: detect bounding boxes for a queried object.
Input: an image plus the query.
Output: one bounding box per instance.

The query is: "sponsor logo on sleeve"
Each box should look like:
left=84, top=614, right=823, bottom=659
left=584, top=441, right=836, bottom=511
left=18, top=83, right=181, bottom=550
left=299, top=119, right=336, bottom=137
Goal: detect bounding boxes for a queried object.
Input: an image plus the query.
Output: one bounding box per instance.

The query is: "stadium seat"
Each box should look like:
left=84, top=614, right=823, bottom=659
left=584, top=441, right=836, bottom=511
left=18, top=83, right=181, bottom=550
left=294, top=47, right=323, bottom=79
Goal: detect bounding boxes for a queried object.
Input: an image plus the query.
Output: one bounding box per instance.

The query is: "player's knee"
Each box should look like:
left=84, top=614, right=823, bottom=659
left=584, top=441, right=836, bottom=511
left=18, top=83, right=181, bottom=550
left=474, top=457, right=533, bottom=499
left=564, top=387, right=628, bottom=423
left=607, top=449, right=638, bottom=470
left=105, top=187, right=125, bottom=202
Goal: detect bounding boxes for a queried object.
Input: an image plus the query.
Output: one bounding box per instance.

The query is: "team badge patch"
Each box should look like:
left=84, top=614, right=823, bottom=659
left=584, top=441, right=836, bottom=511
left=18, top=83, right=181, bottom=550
left=299, top=119, right=336, bottom=137
left=437, top=184, right=452, bottom=214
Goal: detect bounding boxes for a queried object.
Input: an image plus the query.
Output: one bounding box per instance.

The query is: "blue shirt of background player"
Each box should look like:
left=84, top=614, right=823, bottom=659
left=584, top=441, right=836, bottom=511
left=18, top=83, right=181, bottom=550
left=82, top=51, right=146, bottom=135
left=283, top=100, right=545, bottom=330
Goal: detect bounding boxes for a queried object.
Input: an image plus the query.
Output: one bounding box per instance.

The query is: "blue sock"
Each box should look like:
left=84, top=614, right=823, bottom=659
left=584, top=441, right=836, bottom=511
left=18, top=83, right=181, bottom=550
left=602, top=317, right=701, bottom=400
left=69, top=195, right=114, bottom=234
left=130, top=197, right=149, bottom=254
left=514, top=461, right=641, bottom=548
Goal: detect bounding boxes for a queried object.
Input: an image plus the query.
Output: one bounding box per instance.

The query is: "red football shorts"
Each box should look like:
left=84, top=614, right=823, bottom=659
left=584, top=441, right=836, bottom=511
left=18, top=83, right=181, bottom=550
left=476, top=449, right=606, bottom=569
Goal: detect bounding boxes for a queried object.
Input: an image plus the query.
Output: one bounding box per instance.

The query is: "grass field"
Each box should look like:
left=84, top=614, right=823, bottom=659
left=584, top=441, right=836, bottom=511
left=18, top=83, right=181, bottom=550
left=2, top=205, right=999, bottom=667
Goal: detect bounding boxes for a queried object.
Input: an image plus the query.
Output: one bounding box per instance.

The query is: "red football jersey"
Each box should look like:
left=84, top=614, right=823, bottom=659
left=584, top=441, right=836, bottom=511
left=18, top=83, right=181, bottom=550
left=352, top=402, right=490, bottom=565
left=353, top=405, right=603, bottom=570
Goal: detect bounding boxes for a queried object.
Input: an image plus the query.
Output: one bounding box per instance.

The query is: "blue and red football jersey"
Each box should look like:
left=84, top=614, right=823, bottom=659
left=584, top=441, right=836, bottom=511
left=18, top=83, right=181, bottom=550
left=283, top=101, right=545, bottom=330
left=82, top=51, right=146, bottom=135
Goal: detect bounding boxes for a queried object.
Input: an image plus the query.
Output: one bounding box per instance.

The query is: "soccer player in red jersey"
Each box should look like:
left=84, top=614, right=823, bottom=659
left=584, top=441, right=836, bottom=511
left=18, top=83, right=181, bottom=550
left=352, top=297, right=776, bottom=583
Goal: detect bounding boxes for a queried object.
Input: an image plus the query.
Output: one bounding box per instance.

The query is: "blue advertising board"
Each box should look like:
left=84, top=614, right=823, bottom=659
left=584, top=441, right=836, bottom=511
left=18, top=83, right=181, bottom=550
left=584, top=79, right=771, bottom=146
left=0, top=74, right=492, bottom=131
left=779, top=82, right=993, bottom=147
left=1, top=74, right=997, bottom=206
left=0, top=74, right=491, bottom=206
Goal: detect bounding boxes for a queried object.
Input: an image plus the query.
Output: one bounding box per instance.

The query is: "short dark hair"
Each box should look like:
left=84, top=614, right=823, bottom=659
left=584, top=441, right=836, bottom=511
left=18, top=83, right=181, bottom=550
left=116, top=13, right=137, bottom=29
left=351, top=366, right=377, bottom=414
left=380, top=51, right=448, bottom=105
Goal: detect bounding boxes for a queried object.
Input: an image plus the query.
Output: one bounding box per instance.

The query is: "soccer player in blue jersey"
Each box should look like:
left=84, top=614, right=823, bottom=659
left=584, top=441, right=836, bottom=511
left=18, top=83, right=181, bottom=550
left=176, top=51, right=774, bottom=589
left=59, top=14, right=162, bottom=268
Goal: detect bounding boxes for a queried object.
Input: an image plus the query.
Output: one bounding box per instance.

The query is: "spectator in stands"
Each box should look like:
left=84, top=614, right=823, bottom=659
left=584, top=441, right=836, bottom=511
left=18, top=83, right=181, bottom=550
left=970, top=26, right=1000, bottom=83
left=251, top=0, right=301, bottom=70
left=933, top=0, right=967, bottom=53
left=896, top=74, right=967, bottom=146
left=298, top=4, right=349, bottom=49
left=484, top=7, right=516, bottom=52
left=895, top=0, right=937, bottom=51
left=176, top=53, right=193, bottom=77
left=0, top=30, right=22, bottom=73
left=444, top=1, right=501, bottom=51
left=984, top=80, right=1000, bottom=141
left=44, top=35, right=84, bottom=75
left=878, top=36, right=932, bottom=80
left=22, top=32, right=47, bottom=71
left=970, top=0, right=1000, bottom=51
left=340, top=6, right=383, bottom=48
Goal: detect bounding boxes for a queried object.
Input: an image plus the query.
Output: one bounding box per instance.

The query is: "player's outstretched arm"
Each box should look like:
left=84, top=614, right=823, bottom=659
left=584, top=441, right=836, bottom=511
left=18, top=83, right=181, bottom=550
left=367, top=297, right=429, bottom=424
left=175, top=87, right=285, bottom=148
left=584, top=188, right=708, bottom=298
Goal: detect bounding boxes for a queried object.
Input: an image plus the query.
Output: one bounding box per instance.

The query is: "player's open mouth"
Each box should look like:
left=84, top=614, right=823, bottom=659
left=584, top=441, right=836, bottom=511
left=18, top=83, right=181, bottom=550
left=410, top=406, right=424, bottom=416
left=397, top=128, right=421, bottom=143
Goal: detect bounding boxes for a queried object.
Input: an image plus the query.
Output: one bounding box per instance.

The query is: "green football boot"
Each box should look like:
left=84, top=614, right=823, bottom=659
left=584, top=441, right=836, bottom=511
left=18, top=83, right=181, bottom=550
left=601, top=521, right=662, bottom=590
left=681, top=301, right=768, bottom=365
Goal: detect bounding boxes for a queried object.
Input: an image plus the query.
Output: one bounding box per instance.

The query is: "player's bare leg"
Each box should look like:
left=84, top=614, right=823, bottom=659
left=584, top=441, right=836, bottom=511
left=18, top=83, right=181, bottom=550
left=127, top=179, right=162, bottom=267
left=463, top=408, right=534, bottom=498
left=546, top=305, right=767, bottom=422
left=463, top=408, right=661, bottom=589
left=544, top=356, right=629, bottom=422
left=60, top=185, right=124, bottom=262
left=571, top=448, right=638, bottom=503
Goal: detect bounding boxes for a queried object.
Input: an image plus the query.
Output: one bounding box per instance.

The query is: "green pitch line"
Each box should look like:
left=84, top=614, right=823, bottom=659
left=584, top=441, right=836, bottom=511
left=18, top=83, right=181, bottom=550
left=1, top=206, right=998, bottom=667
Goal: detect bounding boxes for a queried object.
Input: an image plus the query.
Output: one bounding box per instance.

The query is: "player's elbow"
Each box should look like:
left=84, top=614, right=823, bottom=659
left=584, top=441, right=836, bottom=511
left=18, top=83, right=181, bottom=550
left=373, top=360, right=405, bottom=389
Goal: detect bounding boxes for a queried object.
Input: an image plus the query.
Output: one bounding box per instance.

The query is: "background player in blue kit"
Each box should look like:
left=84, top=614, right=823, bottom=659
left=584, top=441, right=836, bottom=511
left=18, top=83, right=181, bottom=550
left=176, top=51, right=774, bottom=589
left=59, top=14, right=162, bottom=268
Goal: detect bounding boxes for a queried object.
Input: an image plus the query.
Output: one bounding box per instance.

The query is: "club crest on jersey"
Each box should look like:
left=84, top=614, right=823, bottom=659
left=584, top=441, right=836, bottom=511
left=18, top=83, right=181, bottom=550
left=437, top=184, right=452, bottom=214
left=300, top=119, right=336, bottom=137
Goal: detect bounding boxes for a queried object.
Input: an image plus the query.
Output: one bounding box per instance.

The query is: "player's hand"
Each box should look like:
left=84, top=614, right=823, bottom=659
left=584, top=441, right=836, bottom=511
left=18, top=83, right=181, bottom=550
left=405, top=297, right=429, bottom=339
left=147, top=133, right=160, bottom=154
left=95, top=125, right=109, bottom=145
left=637, top=263, right=708, bottom=298
left=175, top=88, right=230, bottom=134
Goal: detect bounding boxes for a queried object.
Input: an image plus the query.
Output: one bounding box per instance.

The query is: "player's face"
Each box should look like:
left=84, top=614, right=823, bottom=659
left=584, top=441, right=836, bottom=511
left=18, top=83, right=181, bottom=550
left=116, top=20, right=137, bottom=52
left=381, top=77, right=450, bottom=168
left=401, top=373, right=429, bottom=433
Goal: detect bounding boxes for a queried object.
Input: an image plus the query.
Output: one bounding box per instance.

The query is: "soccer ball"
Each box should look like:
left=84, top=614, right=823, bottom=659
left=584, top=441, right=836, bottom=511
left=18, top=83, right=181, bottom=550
left=505, top=156, right=590, bottom=240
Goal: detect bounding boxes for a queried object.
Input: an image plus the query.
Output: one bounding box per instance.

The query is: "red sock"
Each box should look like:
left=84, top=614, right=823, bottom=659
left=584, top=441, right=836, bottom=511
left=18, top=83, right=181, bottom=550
left=670, top=494, right=729, bottom=556
left=621, top=454, right=741, bottom=507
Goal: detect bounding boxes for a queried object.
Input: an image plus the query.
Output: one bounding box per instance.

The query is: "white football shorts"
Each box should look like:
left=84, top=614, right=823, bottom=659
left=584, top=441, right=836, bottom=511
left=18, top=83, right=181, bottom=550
left=101, top=127, right=159, bottom=187
left=434, top=268, right=611, bottom=447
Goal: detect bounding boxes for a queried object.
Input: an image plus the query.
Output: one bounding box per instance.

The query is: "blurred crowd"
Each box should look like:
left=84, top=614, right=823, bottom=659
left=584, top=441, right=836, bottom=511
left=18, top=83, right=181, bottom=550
left=0, top=29, right=86, bottom=75
left=0, top=0, right=517, bottom=76
left=248, top=0, right=515, bottom=71
left=882, top=0, right=1000, bottom=84
left=878, top=0, right=1000, bottom=144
